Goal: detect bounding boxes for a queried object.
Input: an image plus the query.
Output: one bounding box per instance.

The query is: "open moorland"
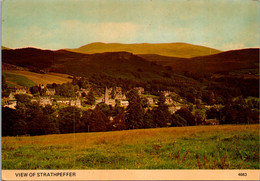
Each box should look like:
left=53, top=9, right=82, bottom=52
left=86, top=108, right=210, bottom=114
left=3, top=70, right=71, bottom=86
left=2, top=124, right=259, bottom=169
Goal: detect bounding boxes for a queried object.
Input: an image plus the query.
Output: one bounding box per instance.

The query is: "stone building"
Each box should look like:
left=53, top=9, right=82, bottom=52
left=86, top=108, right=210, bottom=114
left=120, top=100, right=129, bottom=107
left=39, top=97, right=53, bottom=106
left=3, top=92, right=17, bottom=109
left=70, top=99, right=82, bottom=108
left=134, top=87, right=145, bottom=95
left=45, top=88, right=55, bottom=96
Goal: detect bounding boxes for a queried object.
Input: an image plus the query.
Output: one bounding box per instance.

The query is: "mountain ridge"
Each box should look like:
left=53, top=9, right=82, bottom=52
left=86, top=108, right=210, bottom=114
left=66, top=42, right=221, bottom=58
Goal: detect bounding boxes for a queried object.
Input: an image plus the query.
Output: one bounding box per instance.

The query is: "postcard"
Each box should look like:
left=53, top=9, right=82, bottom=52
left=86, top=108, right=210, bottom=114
left=1, top=0, right=259, bottom=180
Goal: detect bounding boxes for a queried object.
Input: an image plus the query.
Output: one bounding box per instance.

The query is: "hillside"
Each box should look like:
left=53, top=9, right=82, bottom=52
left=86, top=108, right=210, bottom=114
left=3, top=70, right=72, bottom=86
left=1, top=46, right=10, bottom=50
left=66, top=42, right=221, bottom=58
left=140, top=48, right=260, bottom=74
left=2, top=125, right=259, bottom=169
left=2, top=71, right=36, bottom=88
left=2, top=48, right=191, bottom=82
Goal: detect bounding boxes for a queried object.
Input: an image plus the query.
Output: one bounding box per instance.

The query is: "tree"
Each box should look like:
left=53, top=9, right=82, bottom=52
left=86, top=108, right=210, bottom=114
left=15, top=94, right=33, bottom=117
left=143, top=109, right=156, bottom=128
left=153, top=93, right=171, bottom=127
left=109, top=110, right=127, bottom=131
left=175, top=108, right=196, bottom=126
left=30, top=86, right=40, bottom=95
left=86, top=89, right=95, bottom=105
left=170, top=114, right=187, bottom=127
left=2, top=75, right=10, bottom=98
left=194, top=109, right=206, bottom=125
left=81, top=109, right=93, bottom=132
left=97, top=103, right=112, bottom=117
left=186, top=93, right=195, bottom=104
left=2, top=107, right=27, bottom=136
left=206, top=107, right=220, bottom=120
left=58, top=106, right=81, bottom=134
left=15, top=94, right=32, bottom=106
left=88, top=105, right=109, bottom=132
left=2, top=75, right=8, bottom=90
left=126, top=89, right=144, bottom=129
left=56, top=83, right=75, bottom=97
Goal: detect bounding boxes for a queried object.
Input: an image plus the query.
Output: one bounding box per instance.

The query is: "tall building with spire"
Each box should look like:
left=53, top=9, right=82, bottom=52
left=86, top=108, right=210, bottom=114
left=104, top=87, right=109, bottom=104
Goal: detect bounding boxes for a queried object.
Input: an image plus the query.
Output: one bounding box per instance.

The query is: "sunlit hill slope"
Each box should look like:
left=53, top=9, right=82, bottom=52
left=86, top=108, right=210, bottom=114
left=66, top=42, right=221, bottom=58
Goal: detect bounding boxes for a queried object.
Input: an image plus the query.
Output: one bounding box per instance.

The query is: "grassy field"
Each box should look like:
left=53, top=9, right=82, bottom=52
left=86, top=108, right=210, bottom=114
left=2, top=72, right=36, bottom=88
left=2, top=125, right=259, bottom=169
left=3, top=70, right=71, bottom=86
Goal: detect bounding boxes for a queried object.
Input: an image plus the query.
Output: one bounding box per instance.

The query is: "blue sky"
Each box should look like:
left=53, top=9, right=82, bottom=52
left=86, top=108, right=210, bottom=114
left=2, top=0, right=259, bottom=50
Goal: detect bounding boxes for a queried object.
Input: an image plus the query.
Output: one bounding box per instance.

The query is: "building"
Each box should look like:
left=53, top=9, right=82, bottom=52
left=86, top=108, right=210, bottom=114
left=168, top=105, right=182, bottom=114
left=77, top=88, right=90, bottom=97
left=104, top=87, right=110, bottom=103
left=134, top=87, right=145, bottom=95
left=3, top=92, right=17, bottom=109
left=165, top=96, right=173, bottom=104
left=147, top=97, right=154, bottom=104
left=115, top=93, right=126, bottom=100
left=39, top=97, right=53, bottom=106
left=45, top=88, right=55, bottom=96
left=15, top=88, right=27, bottom=94
left=161, top=90, right=171, bottom=97
left=8, top=87, right=28, bottom=95
left=57, top=100, right=70, bottom=105
left=120, top=100, right=129, bottom=107
left=70, top=99, right=82, bottom=108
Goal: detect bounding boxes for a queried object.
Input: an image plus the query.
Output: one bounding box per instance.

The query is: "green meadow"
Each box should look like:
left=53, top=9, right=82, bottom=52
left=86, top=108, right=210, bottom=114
left=2, top=72, right=36, bottom=88
left=2, top=125, right=259, bottom=169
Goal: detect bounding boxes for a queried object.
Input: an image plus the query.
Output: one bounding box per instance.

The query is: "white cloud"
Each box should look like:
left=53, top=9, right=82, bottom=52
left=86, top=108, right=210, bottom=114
left=57, top=20, right=139, bottom=47
left=3, top=21, right=140, bottom=49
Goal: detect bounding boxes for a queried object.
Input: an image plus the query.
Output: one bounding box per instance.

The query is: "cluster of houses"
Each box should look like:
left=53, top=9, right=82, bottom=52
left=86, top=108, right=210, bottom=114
left=2, top=85, right=185, bottom=114
left=2, top=85, right=221, bottom=125
left=2, top=86, right=82, bottom=109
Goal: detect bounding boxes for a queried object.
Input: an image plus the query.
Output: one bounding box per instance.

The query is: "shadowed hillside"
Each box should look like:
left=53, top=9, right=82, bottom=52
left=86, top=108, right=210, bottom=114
left=66, top=42, right=221, bottom=58
left=2, top=48, right=187, bottom=81
left=140, top=48, right=259, bottom=74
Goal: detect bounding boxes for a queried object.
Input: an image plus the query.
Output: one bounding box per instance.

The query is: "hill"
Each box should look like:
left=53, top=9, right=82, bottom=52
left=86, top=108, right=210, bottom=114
left=2, top=48, right=191, bottom=82
left=1, top=46, right=10, bottom=50
left=66, top=42, right=221, bottom=58
left=140, top=48, right=260, bottom=74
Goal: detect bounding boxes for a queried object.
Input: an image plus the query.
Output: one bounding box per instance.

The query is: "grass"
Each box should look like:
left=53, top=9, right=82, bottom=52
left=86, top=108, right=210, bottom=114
left=3, top=70, right=71, bottom=86
left=2, top=125, right=259, bottom=169
left=3, top=72, right=36, bottom=87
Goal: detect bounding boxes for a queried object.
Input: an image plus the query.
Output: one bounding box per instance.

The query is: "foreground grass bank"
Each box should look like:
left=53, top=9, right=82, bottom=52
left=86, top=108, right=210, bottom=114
left=2, top=125, right=259, bottom=169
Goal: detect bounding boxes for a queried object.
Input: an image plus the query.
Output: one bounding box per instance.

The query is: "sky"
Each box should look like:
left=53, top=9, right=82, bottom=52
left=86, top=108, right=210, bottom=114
left=2, top=0, right=259, bottom=50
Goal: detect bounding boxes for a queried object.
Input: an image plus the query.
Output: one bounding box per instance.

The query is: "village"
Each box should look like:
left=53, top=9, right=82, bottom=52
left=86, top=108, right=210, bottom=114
left=2, top=84, right=185, bottom=114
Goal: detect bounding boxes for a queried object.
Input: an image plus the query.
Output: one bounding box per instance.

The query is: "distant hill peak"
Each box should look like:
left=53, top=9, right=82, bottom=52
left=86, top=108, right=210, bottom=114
left=2, top=46, right=10, bottom=50
left=66, top=42, right=221, bottom=58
